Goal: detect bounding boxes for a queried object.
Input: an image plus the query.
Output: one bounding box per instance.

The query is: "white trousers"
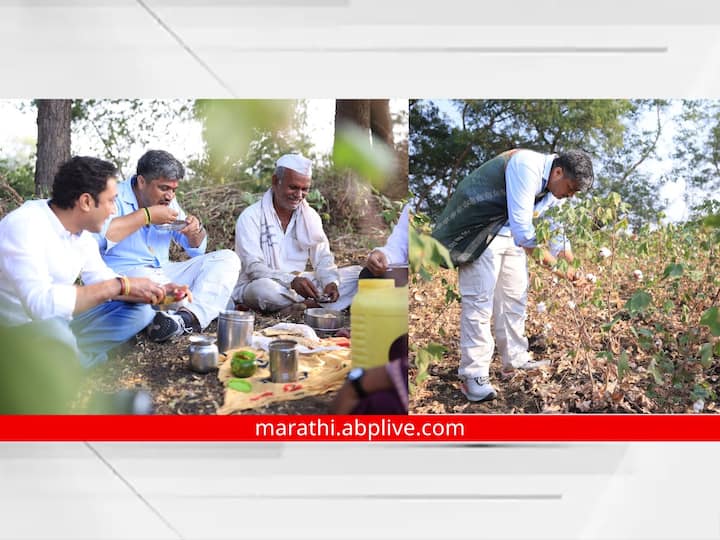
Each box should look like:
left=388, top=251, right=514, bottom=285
left=242, top=265, right=362, bottom=312
left=125, top=249, right=241, bottom=329
left=458, top=235, right=530, bottom=379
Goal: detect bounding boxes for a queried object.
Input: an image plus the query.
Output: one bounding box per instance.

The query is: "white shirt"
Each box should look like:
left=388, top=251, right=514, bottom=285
left=234, top=198, right=339, bottom=298
left=501, top=150, right=571, bottom=256
left=374, top=204, right=409, bottom=265
left=0, top=200, right=117, bottom=326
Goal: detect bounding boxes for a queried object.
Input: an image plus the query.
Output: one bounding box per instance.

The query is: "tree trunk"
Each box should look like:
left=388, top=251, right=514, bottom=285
left=334, top=100, right=371, bottom=144
left=35, top=100, right=72, bottom=197
left=369, top=99, right=393, bottom=147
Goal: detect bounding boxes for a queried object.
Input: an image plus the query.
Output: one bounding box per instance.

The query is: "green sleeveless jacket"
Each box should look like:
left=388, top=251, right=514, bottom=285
left=432, top=151, right=516, bottom=266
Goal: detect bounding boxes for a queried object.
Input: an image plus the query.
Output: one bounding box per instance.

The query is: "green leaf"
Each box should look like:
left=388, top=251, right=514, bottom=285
left=661, top=263, right=684, bottom=280
left=701, top=307, right=720, bottom=337
left=333, top=123, right=398, bottom=189
left=625, top=290, right=652, bottom=315
left=617, top=350, right=629, bottom=381
left=703, top=214, right=720, bottom=228
left=648, top=359, right=664, bottom=385
left=425, top=342, right=448, bottom=357
left=600, top=317, right=620, bottom=332
left=700, top=342, right=713, bottom=369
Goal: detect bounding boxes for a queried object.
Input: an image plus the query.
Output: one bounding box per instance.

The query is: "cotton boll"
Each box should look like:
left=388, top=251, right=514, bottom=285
left=536, top=302, right=547, bottom=314
left=567, top=300, right=576, bottom=309
left=599, top=247, right=612, bottom=258
left=586, top=273, right=597, bottom=283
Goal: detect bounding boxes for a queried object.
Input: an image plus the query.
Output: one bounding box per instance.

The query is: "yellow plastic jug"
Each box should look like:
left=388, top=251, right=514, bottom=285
left=351, top=279, right=408, bottom=368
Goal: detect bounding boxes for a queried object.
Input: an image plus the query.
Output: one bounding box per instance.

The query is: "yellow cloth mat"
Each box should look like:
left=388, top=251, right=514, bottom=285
left=217, top=341, right=351, bottom=414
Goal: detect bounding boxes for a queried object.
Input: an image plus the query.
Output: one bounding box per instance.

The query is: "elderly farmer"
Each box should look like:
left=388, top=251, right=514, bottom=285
left=96, top=150, right=240, bottom=342
left=433, top=149, right=594, bottom=402
left=0, top=156, right=185, bottom=367
left=233, top=153, right=360, bottom=315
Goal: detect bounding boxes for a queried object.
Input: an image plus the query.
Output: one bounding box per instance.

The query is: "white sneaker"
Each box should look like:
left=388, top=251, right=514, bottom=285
left=461, top=376, right=497, bottom=402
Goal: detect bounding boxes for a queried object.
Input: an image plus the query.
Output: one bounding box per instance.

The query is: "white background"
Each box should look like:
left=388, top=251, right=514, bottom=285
left=1, top=1, right=720, bottom=538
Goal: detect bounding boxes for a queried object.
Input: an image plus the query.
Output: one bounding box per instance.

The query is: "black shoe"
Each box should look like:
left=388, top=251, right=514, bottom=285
left=147, top=311, right=191, bottom=342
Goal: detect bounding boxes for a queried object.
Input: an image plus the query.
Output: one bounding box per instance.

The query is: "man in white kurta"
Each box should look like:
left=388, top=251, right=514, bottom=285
left=360, top=203, right=409, bottom=281
left=0, top=156, right=174, bottom=368
left=233, top=154, right=360, bottom=313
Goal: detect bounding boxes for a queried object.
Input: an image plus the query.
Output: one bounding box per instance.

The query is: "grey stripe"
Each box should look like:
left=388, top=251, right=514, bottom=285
left=216, top=46, right=667, bottom=54
left=85, top=442, right=185, bottom=540
left=135, top=0, right=236, bottom=96
left=177, top=493, right=562, bottom=501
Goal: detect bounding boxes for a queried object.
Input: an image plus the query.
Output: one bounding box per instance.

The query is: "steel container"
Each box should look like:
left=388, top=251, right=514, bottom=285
left=188, top=335, right=219, bottom=373
left=217, top=310, right=254, bottom=354
left=269, top=339, right=298, bottom=383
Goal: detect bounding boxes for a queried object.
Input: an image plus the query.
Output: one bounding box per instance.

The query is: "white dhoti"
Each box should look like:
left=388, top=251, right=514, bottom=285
left=458, top=234, right=530, bottom=379
left=241, top=265, right=362, bottom=312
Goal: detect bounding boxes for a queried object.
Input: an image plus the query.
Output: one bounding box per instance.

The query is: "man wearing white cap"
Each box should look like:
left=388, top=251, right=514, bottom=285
left=232, top=153, right=360, bottom=314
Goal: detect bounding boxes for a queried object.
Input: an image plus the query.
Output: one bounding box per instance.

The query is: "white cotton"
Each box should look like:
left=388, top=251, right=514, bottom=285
left=586, top=273, right=597, bottom=283
left=599, top=247, right=612, bottom=258
left=536, top=301, right=547, bottom=313
left=567, top=300, right=576, bottom=310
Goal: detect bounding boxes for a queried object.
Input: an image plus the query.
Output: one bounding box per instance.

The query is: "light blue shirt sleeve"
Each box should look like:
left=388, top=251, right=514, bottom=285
left=97, top=179, right=207, bottom=274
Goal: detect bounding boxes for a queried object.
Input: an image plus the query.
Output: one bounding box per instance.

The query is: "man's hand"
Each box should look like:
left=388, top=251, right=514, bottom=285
left=291, top=276, right=320, bottom=300
left=322, top=282, right=339, bottom=302
left=163, top=283, right=192, bottom=304
left=366, top=250, right=388, bottom=277
left=180, top=214, right=205, bottom=247
left=330, top=381, right=360, bottom=414
left=147, top=204, right=179, bottom=225
left=125, top=277, right=167, bottom=304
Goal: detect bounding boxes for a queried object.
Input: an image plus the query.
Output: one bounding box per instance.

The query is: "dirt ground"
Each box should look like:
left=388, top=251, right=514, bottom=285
left=75, top=235, right=381, bottom=415
left=409, top=267, right=720, bottom=414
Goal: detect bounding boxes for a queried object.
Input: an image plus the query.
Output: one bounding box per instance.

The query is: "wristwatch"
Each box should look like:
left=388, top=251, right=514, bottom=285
left=347, top=367, right=368, bottom=398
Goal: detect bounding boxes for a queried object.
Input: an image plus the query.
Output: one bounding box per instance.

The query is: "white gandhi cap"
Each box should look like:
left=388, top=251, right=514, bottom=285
left=276, top=153, right=312, bottom=177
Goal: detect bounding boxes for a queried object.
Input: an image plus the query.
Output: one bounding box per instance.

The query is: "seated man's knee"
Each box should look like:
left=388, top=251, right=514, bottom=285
left=243, top=278, right=292, bottom=312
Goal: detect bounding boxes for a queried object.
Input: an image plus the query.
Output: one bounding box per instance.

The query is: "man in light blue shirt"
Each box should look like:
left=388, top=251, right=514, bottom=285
left=433, top=149, right=594, bottom=402
left=96, top=150, right=240, bottom=342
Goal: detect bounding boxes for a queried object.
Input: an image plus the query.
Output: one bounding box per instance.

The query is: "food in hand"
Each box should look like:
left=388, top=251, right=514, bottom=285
left=162, top=288, right=193, bottom=304
left=231, top=350, right=257, bottom=378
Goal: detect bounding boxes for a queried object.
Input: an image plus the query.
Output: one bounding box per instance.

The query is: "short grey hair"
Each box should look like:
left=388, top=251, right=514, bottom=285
left=136, top=150, right=185, bottom=182
left=552, top=150, right=594, bottom=192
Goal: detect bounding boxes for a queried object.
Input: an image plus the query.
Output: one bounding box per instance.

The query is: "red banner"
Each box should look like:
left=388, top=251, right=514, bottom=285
left=0, top=415, right=719, bottom=441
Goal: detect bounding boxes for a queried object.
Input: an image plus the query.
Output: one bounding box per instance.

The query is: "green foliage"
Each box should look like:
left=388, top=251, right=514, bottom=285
left=625, top=290, right=653, bottom=316
left=333, top=123, right=398, bottom=189
left=413, top=342, right=447, bottom=390
left=71, top=99, right=194, bottom=177
left=409, top=224, right=453, bottom=281
left=662, top=263, right=684, bottom=279
left=194, top=100, right=297, bottom=175
left=410, top=99, right=669, bottom=226
left=700, top=307, right=720, bottom=337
